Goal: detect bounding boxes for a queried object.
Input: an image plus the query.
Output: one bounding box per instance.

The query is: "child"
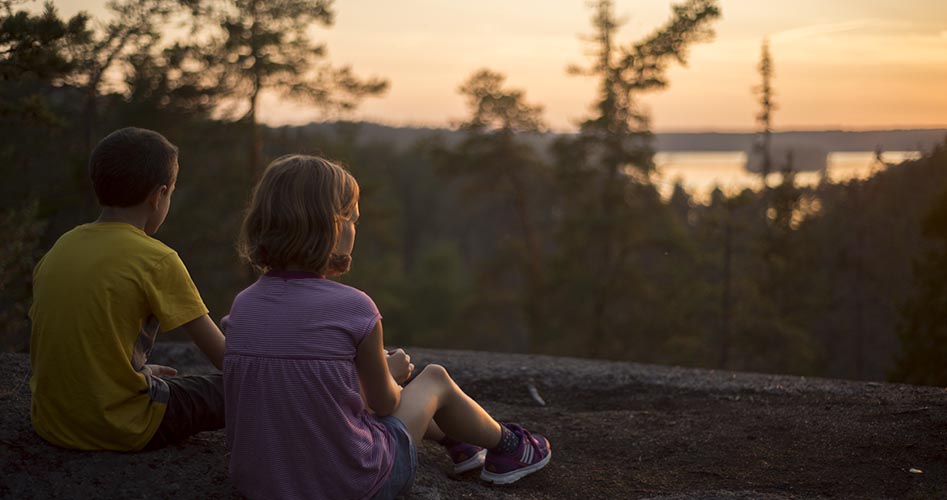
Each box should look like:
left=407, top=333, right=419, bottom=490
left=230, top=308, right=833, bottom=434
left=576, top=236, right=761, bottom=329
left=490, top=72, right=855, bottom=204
left=29, top=127, right=227, bottom=451
left=223, top=155, right=551, bottom=500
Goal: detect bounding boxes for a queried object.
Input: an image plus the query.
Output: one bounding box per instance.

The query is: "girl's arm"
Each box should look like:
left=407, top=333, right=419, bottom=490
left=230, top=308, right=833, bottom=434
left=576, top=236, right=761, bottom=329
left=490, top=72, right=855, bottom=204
left=355, top=320, right=402, bottom=416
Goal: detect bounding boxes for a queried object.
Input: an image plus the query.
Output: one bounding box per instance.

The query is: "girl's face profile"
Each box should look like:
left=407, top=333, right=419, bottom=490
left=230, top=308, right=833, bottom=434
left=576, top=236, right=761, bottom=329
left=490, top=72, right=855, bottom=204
left=335, top=202, right=359, bottom=256
left=324, top=202, right=358, bottom=277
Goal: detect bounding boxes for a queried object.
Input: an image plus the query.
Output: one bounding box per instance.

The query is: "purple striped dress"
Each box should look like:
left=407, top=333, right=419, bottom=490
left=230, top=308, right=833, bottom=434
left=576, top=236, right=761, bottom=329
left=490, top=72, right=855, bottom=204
left=222, top=271, right=392, bottom=500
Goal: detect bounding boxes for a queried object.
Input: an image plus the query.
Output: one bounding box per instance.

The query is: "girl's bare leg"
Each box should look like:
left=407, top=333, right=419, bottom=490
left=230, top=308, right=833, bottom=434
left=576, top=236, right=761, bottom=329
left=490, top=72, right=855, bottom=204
left=393, top=364, right=502, bottom=447
left=424, top=420, right=446, bottom=441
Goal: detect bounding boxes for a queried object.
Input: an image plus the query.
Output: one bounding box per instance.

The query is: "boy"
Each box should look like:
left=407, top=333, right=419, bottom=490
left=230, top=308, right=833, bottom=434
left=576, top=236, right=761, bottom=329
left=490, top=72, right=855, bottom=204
left=29, top=127, right=226, bottom=451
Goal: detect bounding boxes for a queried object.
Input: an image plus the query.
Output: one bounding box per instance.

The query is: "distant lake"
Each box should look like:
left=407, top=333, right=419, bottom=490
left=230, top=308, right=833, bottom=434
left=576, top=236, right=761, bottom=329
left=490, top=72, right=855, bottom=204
left=653, top=151, right=921, bottom=202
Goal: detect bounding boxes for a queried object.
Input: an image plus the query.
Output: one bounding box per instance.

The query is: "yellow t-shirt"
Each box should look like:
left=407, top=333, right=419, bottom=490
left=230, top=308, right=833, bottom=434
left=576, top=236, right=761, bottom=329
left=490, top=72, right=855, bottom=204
left=29, top=222, right=209, bottom=451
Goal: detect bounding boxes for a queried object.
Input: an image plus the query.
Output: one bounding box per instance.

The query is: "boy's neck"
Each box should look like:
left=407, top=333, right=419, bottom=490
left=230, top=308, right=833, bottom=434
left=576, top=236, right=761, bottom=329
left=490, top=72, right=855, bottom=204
left=96, top=206, right=149, bottom=232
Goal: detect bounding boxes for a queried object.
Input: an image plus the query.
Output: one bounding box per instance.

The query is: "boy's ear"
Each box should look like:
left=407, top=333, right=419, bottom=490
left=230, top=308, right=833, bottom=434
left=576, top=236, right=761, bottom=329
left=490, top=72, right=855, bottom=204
left=147, top=185, right=168, bottom=209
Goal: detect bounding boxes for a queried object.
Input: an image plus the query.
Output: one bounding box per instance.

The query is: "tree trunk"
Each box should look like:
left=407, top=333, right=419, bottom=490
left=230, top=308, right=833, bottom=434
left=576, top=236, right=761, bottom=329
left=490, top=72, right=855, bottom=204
left=248, top=88, right=262, bottom=183
left=719, top=206, right=733, bottom=369
left=851, top=184, right=865, bottom=379
left=83, top=88, right=97, bottom=156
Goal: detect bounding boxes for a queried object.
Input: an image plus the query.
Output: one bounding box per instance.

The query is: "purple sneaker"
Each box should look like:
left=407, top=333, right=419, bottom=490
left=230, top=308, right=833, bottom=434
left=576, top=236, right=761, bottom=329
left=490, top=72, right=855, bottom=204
left=480, top=424, right=551, bottom=484
left=445, top=442, right=487, bottom=474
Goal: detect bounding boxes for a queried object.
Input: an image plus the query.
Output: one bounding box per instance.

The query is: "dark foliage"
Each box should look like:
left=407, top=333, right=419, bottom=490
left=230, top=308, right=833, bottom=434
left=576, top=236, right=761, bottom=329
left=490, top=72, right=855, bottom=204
left=2, top=1, right=944, bottom=386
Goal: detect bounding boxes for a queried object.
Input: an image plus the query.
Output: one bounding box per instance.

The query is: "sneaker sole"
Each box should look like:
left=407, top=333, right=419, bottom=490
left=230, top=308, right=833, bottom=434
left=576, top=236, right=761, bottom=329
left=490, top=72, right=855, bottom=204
left=453, top=449, right=487, bottom=474
left=479, top=450, right=552, bottom=485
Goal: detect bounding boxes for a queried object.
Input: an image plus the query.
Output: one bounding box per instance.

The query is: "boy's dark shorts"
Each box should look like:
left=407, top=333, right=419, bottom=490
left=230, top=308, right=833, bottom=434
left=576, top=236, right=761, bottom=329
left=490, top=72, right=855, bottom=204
left=143, top=374, right=224, bottom=451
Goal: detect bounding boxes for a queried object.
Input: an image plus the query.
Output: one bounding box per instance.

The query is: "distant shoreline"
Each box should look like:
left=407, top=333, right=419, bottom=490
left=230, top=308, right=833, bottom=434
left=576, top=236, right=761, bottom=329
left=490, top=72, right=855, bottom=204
left=295, top=121, right=947, bottom=154
left=652, top=129, right=946, bottom=152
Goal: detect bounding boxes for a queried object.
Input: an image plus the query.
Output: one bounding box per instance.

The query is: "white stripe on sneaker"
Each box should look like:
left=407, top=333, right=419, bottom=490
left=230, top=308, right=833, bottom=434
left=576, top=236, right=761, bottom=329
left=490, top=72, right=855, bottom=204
left=480, top=449, right=552, bottom=485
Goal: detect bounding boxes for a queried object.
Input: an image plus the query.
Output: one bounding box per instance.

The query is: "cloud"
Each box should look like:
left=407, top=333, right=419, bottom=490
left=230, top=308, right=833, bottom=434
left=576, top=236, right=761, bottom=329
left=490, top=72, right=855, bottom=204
left=772, top=19, right=881, bottom=42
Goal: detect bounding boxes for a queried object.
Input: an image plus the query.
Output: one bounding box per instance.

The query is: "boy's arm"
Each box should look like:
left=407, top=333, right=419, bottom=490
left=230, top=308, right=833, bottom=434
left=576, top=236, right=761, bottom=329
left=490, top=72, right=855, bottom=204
left=180, top=314, right=225, bottom=370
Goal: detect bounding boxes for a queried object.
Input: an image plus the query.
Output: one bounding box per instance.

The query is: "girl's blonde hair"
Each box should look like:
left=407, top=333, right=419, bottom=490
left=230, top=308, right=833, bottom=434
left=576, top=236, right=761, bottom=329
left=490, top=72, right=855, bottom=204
left=239, top=155, right=359, bottom=274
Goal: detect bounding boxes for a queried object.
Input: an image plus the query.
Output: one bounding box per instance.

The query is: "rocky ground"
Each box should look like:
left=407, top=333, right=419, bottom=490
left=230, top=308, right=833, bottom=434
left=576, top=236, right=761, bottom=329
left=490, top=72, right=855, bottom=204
left=1, top=344, right=945, bottom=500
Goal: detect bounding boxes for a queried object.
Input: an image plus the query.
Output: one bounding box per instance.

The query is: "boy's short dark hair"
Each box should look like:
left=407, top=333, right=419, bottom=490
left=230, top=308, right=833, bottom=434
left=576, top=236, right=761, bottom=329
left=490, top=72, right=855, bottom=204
left=89, top=127, right=178, bottom=207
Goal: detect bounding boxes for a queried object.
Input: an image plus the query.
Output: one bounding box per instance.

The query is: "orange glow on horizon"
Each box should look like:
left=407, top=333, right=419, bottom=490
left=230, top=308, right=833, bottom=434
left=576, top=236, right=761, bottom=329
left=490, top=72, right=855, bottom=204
left=49, top=0, right=947, bottom=132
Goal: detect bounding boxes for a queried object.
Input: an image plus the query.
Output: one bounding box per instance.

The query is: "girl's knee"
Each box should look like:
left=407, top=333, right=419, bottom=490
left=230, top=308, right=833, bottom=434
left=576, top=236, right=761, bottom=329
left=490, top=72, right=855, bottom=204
left=418, top=363, right=450, bottom=384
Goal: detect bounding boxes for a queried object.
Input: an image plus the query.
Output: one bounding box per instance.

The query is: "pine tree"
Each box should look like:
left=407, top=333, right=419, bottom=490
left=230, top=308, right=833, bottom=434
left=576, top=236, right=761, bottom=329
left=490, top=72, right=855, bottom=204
left=893, top=178, right=947, bottom=386
left=0, top=1, right=81, bottom=349
left=0, top=1, right=91, bottom=126
left=443, top=69, right=549, bottom=352
left=65, top=0, right=177, bottom=153
left=551, top=0, right=720, bottom=358
left=121, top=41, right=225, bottom=124
left=203, top=0, right=389, bottom=179
left=753, top=38, right=776, bottom=198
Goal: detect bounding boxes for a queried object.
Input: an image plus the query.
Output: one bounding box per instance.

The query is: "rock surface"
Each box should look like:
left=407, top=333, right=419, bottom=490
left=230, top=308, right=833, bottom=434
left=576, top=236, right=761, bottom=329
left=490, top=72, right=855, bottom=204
left=2, top=344, right=946, bottom=499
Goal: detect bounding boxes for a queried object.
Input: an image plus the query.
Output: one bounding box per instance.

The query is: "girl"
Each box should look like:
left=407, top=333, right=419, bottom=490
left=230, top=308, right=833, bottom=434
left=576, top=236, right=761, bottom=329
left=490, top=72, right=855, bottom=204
left=223, top=155, right=551, bottom=500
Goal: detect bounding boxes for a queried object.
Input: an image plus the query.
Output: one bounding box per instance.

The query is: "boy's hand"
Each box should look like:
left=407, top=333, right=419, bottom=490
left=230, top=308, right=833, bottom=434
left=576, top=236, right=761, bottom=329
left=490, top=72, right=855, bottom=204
left=386, top=349, right=414, bottom=385
left=142, top=364, right=178, bottom=377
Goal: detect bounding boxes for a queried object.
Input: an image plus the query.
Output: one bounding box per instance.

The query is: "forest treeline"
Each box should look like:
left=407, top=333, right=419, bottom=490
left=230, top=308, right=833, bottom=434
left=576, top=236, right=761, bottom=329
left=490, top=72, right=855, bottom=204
left=2, top=0, right=945, bottom=385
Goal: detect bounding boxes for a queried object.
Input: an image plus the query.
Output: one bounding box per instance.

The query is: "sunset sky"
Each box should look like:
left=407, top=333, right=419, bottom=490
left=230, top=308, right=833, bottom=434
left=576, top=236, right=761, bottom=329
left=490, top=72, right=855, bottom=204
left=54, top=0, right=947, bottom=132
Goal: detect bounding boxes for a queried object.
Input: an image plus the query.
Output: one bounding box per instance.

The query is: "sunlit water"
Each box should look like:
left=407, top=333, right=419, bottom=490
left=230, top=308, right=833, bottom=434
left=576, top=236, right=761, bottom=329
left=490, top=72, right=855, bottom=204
left=653, top=151, right=921, bottom=202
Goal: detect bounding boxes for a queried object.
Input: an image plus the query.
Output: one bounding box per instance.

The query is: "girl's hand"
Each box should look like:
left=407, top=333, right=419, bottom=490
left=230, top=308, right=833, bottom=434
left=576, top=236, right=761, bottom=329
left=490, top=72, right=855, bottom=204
left=386, top=349, right=414, bottom=385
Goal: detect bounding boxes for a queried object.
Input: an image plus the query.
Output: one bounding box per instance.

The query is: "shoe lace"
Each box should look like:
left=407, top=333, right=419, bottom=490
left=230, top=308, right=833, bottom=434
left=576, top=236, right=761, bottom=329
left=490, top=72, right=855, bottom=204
left=510, top=424, right=542, bottom=454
